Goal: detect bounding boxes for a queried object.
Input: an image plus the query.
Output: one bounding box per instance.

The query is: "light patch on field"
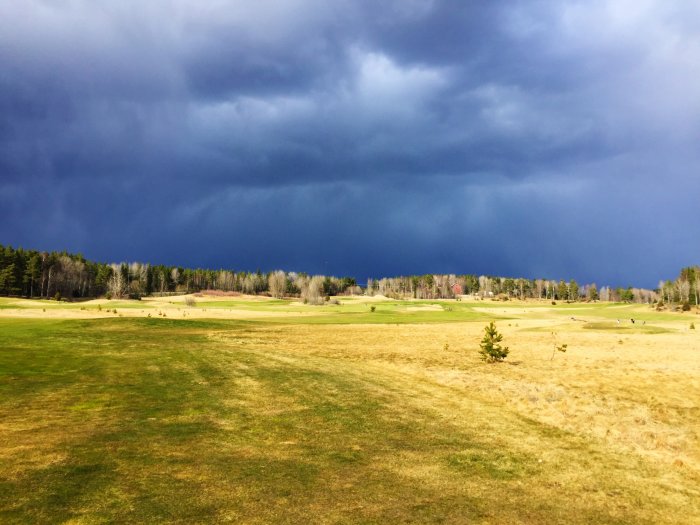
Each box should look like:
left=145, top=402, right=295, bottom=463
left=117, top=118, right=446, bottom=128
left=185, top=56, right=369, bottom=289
left=472, top=306, right=545, bottom=315
left=406, top=305, right=442, bottom=311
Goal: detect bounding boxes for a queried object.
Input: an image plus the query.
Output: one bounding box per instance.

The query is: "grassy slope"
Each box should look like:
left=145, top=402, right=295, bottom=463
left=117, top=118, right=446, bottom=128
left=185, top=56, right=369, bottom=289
left=0, top=301, right=699, bottom=523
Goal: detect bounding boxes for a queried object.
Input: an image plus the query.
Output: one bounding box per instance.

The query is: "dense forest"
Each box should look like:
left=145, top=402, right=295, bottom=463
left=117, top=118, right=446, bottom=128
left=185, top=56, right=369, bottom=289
left=0, top=243, right=697, bottom=306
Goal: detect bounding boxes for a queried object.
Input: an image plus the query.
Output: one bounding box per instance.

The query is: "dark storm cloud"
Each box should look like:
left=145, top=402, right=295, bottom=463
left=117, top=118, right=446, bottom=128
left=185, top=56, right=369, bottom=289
left=1, top=0, right=699, bottom=286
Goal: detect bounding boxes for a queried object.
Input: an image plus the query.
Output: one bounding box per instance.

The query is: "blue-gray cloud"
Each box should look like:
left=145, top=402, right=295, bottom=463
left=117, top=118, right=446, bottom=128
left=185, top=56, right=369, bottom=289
left=1, top=0, right=699, bottom=287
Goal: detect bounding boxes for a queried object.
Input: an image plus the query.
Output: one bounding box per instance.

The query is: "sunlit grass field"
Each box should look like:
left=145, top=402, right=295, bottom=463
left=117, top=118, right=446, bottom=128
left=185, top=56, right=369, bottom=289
left=1, top=295, right=698, bottom=523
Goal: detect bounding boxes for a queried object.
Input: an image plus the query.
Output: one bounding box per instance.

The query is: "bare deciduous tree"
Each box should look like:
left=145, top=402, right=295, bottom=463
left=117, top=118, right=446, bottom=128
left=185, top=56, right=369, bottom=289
left=107, top=264, right=126, bottom=298
left=677, top=279, right=690, bottom=303
left=268, top=271, right=287, bottom=298
left=535, top=279, right=544, bottom=299
left=301, top=275, right=324, bottom=305
left=170, top=268, right=180, bottom=291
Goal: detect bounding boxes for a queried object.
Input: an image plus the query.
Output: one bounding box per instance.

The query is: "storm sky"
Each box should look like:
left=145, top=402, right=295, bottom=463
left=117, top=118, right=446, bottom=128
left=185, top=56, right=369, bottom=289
left=1, top=1, right=699, bottom=287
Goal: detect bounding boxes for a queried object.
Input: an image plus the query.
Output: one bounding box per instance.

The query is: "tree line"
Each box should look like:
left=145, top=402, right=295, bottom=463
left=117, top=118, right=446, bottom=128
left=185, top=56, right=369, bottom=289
left=0, top=243, right=697, bottom=305
left=0, top=244, right=358, bottom=301
left=658, top=266, right=700, bottom=307
left=366, top=274, right=665, bottom=304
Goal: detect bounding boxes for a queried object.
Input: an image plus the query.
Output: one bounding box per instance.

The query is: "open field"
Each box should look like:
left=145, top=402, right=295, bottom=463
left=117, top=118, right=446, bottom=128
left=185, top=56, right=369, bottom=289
left=1, top=296, right=699, bottom=523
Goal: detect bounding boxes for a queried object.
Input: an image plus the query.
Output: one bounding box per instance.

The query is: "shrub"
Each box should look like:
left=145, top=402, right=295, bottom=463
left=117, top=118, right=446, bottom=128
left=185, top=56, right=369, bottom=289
left=54, top=292, right=62, bottom=302
left=479, top=321, right=509, bottom=363
left=691, top=322, right=696, bottom=330
left=682, top=302, right=691, bottom=312
left=550, top=331, right=567, bottom=360
left=551, top=301, right=557, bottom=305
left=552, top=342, right=567, bottom=360
left=370, top=305, right=376, bottom=313
left=184, top=297, right=196, bottom=307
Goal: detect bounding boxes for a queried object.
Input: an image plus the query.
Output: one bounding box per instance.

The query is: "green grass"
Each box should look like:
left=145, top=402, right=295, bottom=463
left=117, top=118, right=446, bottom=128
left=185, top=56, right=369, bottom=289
left=1, top=315, right=698, bottom=523
left=260, top=308, right=500, bottom=325
left=583, top=321, right=673, bottom=334
left=192, top=298, right=508, bottom=324
left=188, top=299, right=291, bottom=308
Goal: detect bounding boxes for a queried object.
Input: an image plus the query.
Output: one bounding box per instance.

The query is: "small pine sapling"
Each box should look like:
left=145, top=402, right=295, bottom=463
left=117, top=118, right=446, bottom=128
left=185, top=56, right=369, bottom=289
left=479, top=321, right=509, bottom=362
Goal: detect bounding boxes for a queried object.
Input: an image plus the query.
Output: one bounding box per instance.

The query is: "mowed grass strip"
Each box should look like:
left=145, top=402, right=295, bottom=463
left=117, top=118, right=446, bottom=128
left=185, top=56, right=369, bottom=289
left=0, top=317, right=698, bottom=523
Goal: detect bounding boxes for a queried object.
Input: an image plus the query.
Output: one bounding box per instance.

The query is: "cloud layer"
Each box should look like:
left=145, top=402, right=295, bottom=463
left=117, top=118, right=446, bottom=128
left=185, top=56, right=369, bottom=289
left=2, top=1, right=699, bottom=286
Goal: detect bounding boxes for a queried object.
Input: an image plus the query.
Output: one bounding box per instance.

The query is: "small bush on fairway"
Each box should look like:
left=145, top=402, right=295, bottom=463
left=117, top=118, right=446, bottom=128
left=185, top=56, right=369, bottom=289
left=479, top=321, right=509, bottom=362
left=184, top=297, right=196, bottom=307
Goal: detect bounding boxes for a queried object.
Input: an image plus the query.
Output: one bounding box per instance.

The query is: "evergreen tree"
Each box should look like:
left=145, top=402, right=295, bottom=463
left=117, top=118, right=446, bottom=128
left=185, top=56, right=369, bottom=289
left=587, top=283, right=598, bottom=301
left=24, top=254, right=42, bottom=297
left=0, top=263, right=17, bottom=295
left=479, top=321, right=509, bottom=362
left=557, top=280, right=568, bottom=301
left=569, top=279, right=579, bottom=301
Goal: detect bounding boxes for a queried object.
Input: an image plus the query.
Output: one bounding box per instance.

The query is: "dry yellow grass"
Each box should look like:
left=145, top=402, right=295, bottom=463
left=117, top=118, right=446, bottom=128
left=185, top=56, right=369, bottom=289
left=209, top=320, right=700, bottom=473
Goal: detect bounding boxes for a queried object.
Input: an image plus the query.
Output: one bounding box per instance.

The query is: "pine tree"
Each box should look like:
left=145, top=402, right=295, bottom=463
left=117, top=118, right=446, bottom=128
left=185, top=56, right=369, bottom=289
left=569, top=279, right=579, bottom=301
left=25, top=254, right=41, bottom=297
left=0, top=263, right=17, bottom=295
left=557, top=280, right=568, bottom=301
left=479, top=321, right=509, bottom=362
